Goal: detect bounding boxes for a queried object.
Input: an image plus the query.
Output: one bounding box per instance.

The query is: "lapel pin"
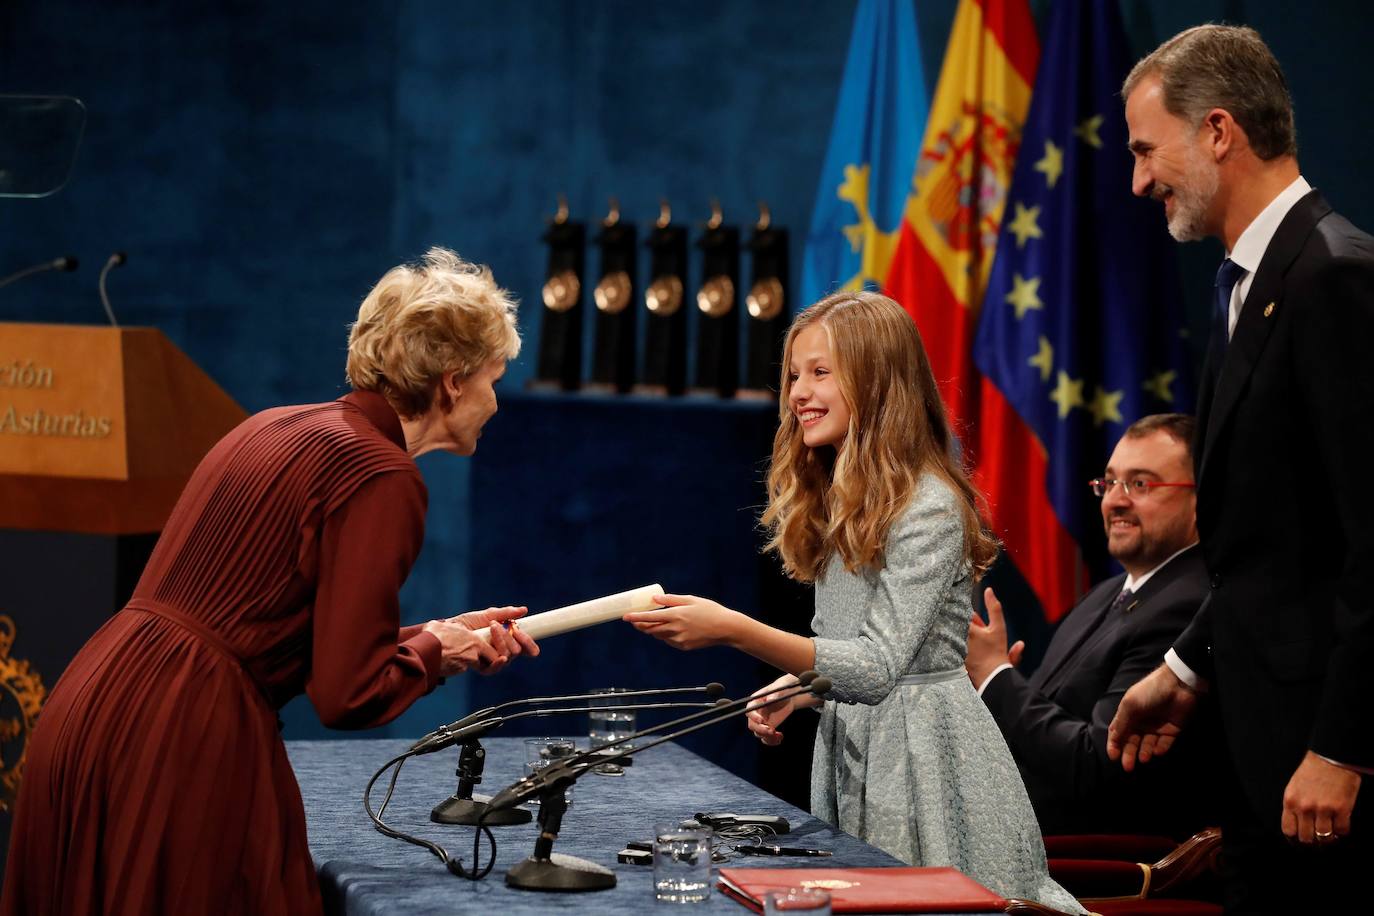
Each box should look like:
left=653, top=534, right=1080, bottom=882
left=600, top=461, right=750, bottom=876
left=1264, top=302, right=1275, bottom=317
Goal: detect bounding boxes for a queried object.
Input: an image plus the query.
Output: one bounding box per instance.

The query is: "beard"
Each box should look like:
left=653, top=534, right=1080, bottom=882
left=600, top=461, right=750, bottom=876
left=1105, top=509, right=1193, bottom=572
left=1154, top=145, right=1219, bottom=242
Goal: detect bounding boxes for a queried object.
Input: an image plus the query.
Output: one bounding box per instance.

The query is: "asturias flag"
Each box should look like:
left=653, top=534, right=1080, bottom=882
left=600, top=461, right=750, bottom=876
left=800, top=0, right=928, bottom=306
left=883, top=0, right=1039, bottom=439
left=971, top=0, right=1193, bottom=619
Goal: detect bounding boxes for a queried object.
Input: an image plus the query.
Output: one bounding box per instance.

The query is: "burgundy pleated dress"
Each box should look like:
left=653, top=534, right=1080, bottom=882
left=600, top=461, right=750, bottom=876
left=2, top=391, right=444, bottom=916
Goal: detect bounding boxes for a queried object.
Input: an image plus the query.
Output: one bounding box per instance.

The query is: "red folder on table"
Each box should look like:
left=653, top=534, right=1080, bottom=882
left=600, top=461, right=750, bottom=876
left=717, top=866, right=1007, bottom=913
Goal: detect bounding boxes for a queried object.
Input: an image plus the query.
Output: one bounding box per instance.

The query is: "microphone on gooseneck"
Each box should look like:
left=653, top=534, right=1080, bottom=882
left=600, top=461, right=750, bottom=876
left=0, top=254, right=79, bottom=291
left=98, top=251, right=127, bottom=326
left=412, top=682, right=726, bottom=751
left=484, top=673, right=833, bottom=813
left=408, top=698, right=722, bottom=756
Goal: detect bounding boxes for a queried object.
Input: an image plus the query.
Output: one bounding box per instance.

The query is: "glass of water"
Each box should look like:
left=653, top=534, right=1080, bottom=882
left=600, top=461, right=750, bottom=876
left=588, top=687, right=637, bottom=748
left=522, top=737, right=578, bottom=809
left=763, top=888, right=832, bottom=914
left=653, top=823, right=713, bottom=903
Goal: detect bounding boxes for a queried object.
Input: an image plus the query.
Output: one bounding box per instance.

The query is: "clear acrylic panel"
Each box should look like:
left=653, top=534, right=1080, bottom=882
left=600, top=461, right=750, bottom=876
left=0, top=95, right=87, bottom=198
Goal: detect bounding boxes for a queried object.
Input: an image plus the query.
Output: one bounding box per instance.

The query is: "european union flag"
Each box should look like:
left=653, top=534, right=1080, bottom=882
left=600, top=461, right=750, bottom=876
left=972, top=0, right=1193, bottom=585
left=800, top=0, right=928, bottom=305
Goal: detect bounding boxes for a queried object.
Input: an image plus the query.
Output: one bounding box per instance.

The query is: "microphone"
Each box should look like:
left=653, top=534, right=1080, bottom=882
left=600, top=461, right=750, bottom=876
left=409, top=699, right=721, bottom=756
left=0, top=255, right=78, bottom=291
left=98, top=251, right=126, bottom=326
left=413, top=682, right=725, bottom=750
left=486, top=673, right=832, bottom=813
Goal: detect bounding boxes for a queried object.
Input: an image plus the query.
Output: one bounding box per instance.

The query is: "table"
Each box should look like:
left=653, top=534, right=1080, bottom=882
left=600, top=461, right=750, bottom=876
left=288, top=738, right=1000, bottom=915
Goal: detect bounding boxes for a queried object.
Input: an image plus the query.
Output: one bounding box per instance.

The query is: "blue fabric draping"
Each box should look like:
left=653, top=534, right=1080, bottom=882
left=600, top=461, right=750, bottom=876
left=288, top=737, right=992, bottom=915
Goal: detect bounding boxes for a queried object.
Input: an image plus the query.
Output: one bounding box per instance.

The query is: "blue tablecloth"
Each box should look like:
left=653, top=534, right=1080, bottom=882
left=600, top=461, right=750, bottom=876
left=288, top=738, right=1000, bottom=915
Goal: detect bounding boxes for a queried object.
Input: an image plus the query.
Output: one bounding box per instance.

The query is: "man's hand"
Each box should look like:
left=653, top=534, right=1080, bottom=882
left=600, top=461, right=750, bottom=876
left=966, top=587, right=1026, bottom=687
left=1107, top=663, right=1199, bottom=770
left=1282, top=751, right=1362, bottom=844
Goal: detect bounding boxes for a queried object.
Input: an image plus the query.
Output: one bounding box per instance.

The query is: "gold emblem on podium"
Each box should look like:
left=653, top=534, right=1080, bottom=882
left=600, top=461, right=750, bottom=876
left=0, top=614, right=48, bottom=813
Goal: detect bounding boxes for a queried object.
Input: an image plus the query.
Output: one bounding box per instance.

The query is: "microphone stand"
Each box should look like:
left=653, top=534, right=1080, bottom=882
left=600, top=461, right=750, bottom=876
left=492, top=674, right=832, bottom=892
left=433, top=738, right=528, bottom=826
left=427, top=700, right=719, bottom=827
left=0, top=255, right=78, bottom=291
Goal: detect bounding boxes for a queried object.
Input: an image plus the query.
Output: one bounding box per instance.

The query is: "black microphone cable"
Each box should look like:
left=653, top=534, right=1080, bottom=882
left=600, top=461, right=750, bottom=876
left=363, top=749, right=497, bottom=880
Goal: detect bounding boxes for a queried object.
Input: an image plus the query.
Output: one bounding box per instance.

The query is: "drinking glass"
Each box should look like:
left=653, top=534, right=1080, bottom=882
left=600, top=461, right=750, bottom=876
left=653, top=822, right=713, bottom=903
left=521, top=737, right=578, bottom=809
left=588, top=686, right=637, bottom=748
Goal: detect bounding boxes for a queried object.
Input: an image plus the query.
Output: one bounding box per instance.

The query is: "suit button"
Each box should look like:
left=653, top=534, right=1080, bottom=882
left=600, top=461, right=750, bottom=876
left=1210, top=574, right=1223, bottom=589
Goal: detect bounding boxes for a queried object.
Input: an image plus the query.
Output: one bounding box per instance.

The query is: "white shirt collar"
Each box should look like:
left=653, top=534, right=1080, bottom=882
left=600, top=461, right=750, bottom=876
left=1225, top=175, right=1311, bottom=336
left=1123, top=542, right=1198, bottom=595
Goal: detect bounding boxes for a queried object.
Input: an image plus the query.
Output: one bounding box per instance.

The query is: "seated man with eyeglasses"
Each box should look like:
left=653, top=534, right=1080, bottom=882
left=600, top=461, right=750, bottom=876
left=966, top=413, right=1219, bottom=837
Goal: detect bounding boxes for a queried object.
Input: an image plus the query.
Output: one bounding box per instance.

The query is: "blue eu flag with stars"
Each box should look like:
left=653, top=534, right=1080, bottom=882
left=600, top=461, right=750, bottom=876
left=972, top=0, right=1194, bottom=584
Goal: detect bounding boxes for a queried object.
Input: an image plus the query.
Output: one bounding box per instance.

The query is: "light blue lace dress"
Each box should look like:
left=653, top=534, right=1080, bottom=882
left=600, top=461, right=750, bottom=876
left=809, top=474, right=1084, bottom=912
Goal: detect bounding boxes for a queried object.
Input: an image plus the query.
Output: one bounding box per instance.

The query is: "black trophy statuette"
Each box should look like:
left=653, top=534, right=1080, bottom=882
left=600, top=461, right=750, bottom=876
left=637, top=200, right=688, bottom=396
left=742, top=202, right=790, bottom=397
left=588, top=198, right=637, bottom=393
left=692, top=200, right=740, bottom=398
left=534, top=195, right=585, bottom=391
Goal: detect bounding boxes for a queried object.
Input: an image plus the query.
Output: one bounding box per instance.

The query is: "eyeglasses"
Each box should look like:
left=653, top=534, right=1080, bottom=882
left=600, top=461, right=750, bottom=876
left=1088, top=478, right=1195, bottom=499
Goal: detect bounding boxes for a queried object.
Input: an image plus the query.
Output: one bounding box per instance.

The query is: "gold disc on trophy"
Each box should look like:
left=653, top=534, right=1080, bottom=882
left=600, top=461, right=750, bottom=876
left=645, top=275, right=684, bottom=316
left=542, top=269, right=580, bottom=313
left=746, top=277, right=784, bottom=320
left=696, top=275, right=735, bottom=317
left=594, top=270, right=632, bottom=314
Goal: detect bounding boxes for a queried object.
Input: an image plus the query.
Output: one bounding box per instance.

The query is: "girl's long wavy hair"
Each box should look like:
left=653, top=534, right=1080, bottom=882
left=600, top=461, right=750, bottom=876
left=762, top=290, right=999, bottom=583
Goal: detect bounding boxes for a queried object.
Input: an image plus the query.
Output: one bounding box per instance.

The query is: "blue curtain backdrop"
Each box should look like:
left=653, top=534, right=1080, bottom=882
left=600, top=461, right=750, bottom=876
left=3, top=0, right=1373, bottom=745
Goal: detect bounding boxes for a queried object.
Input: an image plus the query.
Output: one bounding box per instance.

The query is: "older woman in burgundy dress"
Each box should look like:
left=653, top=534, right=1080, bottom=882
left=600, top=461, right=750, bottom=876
left=2, top=248, right=539, bottom=915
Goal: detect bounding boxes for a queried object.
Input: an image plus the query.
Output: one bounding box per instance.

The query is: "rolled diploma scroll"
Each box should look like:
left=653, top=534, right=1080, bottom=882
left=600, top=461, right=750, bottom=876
left=472, top=584, right=664, bottom=643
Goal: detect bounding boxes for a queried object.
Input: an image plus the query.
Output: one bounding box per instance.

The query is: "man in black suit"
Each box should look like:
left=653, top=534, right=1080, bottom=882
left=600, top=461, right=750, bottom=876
left=968, top=415, right=1213, bottom=837
left=1108, top=25, right=1371, bottom=911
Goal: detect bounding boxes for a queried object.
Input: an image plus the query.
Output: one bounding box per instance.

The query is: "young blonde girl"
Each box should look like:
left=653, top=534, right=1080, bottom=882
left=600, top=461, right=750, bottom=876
left=626, top=290, right=1082, bottom=911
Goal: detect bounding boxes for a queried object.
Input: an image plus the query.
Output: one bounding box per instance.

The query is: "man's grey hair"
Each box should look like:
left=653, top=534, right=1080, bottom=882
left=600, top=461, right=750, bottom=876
left=1122, top=24, right=1297, bottom=161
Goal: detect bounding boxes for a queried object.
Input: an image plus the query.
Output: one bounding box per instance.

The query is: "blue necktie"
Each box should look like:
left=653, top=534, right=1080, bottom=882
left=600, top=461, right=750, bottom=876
left=1109, top=587, right=1134, bottom=614
left=1214, top=258, right=1247, bottom=348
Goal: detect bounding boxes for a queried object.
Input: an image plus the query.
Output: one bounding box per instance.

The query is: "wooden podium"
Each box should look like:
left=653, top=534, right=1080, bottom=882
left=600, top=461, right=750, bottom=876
left=0, top=324, right=246, bottom=867
left=0, top=323, right=246, bottom=533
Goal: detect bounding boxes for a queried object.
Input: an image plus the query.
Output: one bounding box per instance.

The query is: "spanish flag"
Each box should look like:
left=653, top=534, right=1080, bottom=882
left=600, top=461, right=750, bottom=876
left=883, top=0, right=1039, bottom=446
left=971, top=0, right=1192, bottom=620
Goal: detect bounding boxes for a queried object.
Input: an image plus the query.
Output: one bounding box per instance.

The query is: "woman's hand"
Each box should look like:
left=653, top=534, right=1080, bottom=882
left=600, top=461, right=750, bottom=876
left=426, top=605, right=540, bottom=676
left=745, top=673, right=802, bottom=746
left=623, top=594, right=743, bottom=651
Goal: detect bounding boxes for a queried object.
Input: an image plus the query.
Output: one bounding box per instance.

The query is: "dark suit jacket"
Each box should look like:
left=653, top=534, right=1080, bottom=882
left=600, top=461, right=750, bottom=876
left=1176, top=189, right=1374, bottom=826
left=983, top=546, right=1216, bottom=836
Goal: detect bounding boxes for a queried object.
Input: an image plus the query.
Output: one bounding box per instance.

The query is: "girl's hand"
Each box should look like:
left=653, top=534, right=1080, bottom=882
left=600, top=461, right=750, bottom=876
left=745, top=673, right=802, bottom=746
left=622, top=593, right=742, bottom=651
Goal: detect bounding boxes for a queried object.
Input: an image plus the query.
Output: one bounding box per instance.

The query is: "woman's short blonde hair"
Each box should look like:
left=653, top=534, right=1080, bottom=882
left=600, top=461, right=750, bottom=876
left=346, top=247, right=521, bottom=417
